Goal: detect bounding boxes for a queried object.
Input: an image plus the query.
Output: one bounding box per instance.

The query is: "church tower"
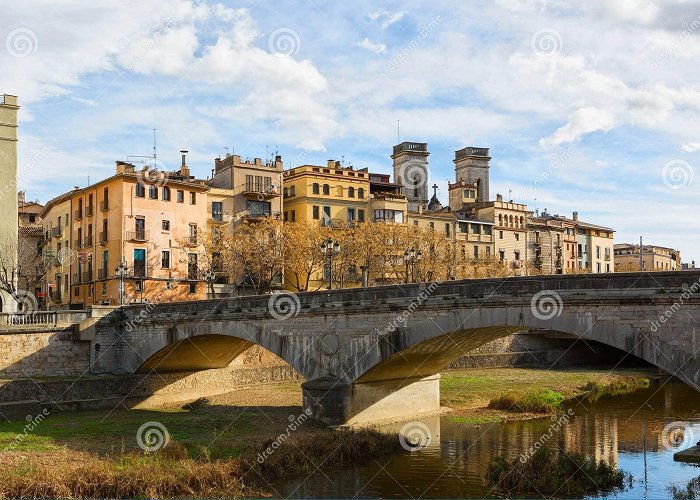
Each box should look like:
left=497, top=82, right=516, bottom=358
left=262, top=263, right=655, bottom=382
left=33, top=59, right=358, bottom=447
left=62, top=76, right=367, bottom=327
left=392, top=142, right=429, bottom=212
left=454, top=147, right=490, bottom=202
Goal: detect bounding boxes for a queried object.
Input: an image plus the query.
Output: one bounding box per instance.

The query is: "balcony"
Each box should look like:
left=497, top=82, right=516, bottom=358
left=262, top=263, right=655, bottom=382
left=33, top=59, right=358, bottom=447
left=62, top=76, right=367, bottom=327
left=74, top=239, right=83, bottom=249
left=127, top=230, right=149, bottom=242
left=98, top=268, right=107, bottom=280
left=51, top=226, right=63, bottom=238
left=99, top=231, right=108, bottom=244
left=100, top=199, right=109, bottom=212
left=187, top=266, right=199, bottom=281
left=84, top=234, right=93, bottom=247
left=73, top=273, right=82, bottom=284
left=241, top=186, right=281, bottom=199
left=183, top=235, right=198, bottom=247
left=74, top=208, right=83, bottom=220
left=86, top=205, right=93, bottom=217
left=83, top=270, right=93, bottom=282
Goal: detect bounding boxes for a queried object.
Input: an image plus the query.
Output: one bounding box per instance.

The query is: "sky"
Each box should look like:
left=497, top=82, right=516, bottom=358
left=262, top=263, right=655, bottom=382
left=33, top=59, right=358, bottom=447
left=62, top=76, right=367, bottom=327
left=1, top=0, right=699, bottom=262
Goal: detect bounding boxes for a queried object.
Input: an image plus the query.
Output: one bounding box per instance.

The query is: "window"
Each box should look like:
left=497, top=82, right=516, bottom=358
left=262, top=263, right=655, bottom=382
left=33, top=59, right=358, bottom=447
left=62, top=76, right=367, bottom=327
left=596, top=246, right=601, bottom=259
left=515, top=233, right=520, bottom=241
left=284, top=211, right=288, bottom=222
left=499, top=230, right=504, bottom=239
left=188, top=253, right=198, bottom=280
left=255, top=176, right=263, bottom=192
left=189, top=282, right=197, bottom=294
left=101, top=282, right=107, bottom=296
left=189, top=224, right=197, bottom=244
left=133, top=249, right=146, bottom=277
left=162, top=186, right=171, bottom=201
left=486, top=246, right=491, bottom=256
left=245, top=175, right=254, bottom=191
left=429, top=221, right=434, bottom=230
left=162, top=220, right=170, bottom=231
left=499, top=250, right=505, bottom=261
left=347, top=208, right=355, bottom=223
left=246, top=200, right=271, bottom=216
left=322, top=184, right=330, bottom=195
left=28, top=214, right=36, bottom=223
left=283, top=187, right=289, bottom=198
left=177, top=190, right=184, bottom=203
left=161, top=250, right=170, bottom=269
left=212, top=201, right=223, bottom=221
left=134, top=217, right=145, bottom=240
left=473, top=246, right=479, bottom=258
left=312, top=206, right=320, bottom=219
left=190, top=192, right=196, bottom=205
left=358, top=209, right=365, bottom=223
left=445, top=223, right=450, bottom=237
left=312, top=183, right=320, bottom=194
left=514, top=251, right=520, bottom=261
left=291, top=210, right=296, bottom=222
left=102, top=251, right=108, bottom=278
left=149, top=185, right=158, bottom=199
left=136, top=183, right=145, bottom=197
left=348, top=187, right=355, bottom=198
left=322, top=206, right=331, bottom=224
left=290, top=185, right=296, bottom=196
left=358, top=188, right=364, bottom=199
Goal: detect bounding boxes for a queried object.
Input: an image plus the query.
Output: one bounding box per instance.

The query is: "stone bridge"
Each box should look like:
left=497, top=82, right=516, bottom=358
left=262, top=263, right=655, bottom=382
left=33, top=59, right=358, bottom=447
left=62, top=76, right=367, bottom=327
left=79, top=271, right=700, bottom=425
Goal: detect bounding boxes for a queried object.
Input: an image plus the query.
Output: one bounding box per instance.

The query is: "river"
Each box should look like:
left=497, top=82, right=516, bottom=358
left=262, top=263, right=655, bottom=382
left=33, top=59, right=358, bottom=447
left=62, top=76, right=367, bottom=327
left=274, top=379, right=700, bottom=499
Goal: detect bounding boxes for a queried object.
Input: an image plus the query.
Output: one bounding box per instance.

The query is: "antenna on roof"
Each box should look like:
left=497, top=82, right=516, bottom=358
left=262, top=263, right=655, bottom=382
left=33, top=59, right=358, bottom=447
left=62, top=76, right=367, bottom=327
left=153, top=128, right=157, bottom=162
left=397, top=120, right=400, bottom=144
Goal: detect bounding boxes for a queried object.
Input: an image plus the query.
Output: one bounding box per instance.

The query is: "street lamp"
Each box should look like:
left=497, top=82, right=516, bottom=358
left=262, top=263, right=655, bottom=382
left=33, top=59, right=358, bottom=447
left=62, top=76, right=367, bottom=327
left=320, top=238, right=341, bottom=290
left=203, top=268, right=216, bottom=298
left=115, top=260, right=129, bottom=306
left=404, top=248, right=423, bottom=283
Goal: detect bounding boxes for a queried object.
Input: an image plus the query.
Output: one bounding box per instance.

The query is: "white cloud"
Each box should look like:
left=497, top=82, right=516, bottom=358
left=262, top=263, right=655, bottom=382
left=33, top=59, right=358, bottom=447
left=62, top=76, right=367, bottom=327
left=357, top=38, right=386, bottom=55
left=369, top=9, right=405, bottom=29
left=682, top=142, right=700, bottom=152
left=540, top=107, right=617, bottom=148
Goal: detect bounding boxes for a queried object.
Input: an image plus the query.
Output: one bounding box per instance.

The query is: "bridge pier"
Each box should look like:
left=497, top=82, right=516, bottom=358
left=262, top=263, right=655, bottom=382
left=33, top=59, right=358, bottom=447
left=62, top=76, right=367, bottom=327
left=302, top=374, right=441, bottom=426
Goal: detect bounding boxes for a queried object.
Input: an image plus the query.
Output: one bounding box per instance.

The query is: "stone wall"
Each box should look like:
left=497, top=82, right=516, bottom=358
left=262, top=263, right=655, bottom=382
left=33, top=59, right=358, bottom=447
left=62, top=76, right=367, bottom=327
left=0, top=327, right=90, bottom=378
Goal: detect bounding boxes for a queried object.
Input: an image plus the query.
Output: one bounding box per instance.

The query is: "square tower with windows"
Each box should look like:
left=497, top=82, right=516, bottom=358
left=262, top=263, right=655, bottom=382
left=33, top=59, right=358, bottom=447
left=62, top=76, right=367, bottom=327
left=392, top=142, right=429, bottom=212
left=454, top=147, right=490, bottom=202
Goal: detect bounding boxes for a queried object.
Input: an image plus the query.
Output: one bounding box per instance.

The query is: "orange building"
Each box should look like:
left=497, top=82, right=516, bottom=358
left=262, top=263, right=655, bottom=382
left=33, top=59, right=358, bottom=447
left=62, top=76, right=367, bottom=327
left=40, top=154, right=209, bottom=308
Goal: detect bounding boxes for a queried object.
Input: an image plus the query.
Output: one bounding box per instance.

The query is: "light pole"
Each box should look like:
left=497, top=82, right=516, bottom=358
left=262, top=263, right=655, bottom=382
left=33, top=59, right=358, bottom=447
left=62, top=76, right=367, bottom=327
left=203, top=269, right=216, bottom=298
left=320, top=238, right=341, bottom=290
left=403, top=248, right=423, bottom=283
left=115, top=260, right=129, bottom=306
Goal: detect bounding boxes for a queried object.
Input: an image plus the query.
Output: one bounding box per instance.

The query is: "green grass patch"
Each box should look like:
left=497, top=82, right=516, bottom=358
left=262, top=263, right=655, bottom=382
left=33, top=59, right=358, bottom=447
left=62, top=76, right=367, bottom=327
left=488, top=389, right=564, bottom=414
left=487, top=446, right=630, bottom=497
left=581, top=376, right=651, bottom=402
left=448, top=415, right=502, bottom=425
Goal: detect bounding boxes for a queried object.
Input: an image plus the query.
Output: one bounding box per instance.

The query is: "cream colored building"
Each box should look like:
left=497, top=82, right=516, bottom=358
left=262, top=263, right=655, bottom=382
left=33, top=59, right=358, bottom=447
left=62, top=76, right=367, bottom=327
left=614, top=243, right=680, bottom=271
left=0, top=95, right=19, bottom=311
left=578, top=221, right=615, bottom=273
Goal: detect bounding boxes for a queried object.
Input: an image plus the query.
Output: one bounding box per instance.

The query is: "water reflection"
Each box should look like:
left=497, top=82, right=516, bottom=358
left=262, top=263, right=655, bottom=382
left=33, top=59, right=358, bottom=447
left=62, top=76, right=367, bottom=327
left=274, top=380, right=700, bottom=499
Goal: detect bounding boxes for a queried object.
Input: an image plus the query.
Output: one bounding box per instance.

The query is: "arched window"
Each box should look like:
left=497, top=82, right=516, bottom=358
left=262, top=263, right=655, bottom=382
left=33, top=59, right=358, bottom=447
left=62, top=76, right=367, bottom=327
left=358, top=188, right=364, bottom=199
left=312, top=183, right=319, bottom=194
left=519, top=216, right=524, bottom=227
left=162, top=186, right=171, bottom=201
left=348, top=187, right=355, bottom=198
left=283, top=187, right=289, bottom=198
left=135, top=183, right=145, bottom=198
left=322, top=184, right=330, bottom=195
left=498, top=214, right=503, bottom=226
left=290, top=185, right=296, bottom=196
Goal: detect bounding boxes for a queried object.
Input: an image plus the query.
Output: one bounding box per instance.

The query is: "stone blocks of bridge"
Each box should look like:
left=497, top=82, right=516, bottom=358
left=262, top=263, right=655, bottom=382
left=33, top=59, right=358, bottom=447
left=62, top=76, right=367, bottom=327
left=302, top=374, right=441, bottom=426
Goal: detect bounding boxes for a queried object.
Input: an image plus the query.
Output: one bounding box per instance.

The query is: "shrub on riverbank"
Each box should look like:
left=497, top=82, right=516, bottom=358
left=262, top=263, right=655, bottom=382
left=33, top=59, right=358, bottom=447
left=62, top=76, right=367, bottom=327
left=669, top=476, right=700, bottom=500
left=0, top=428, right=401, bottom=499
left=488, top=389, right=564, bottom=413
left=487, top=447, right=629, bottom=497
left=581, top=376, right=651, bottom=402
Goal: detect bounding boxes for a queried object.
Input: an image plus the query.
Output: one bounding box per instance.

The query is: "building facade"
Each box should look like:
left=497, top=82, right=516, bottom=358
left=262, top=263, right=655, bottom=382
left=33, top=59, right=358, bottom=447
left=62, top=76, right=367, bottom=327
left=41, top=157, right=209, bottom=308
left=614, top=243, right=681, bottom=271
left=0, top=94, right=19, bottom=311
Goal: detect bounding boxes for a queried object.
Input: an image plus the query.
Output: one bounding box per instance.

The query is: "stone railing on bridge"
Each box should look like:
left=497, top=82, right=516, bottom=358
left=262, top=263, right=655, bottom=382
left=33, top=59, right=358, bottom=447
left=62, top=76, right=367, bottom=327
left=0, top=310, right=90, bottom=328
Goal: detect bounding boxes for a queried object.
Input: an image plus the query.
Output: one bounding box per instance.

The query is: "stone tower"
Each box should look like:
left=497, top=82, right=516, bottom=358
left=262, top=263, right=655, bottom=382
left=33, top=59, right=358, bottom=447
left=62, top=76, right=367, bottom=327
left=0, top=95, right=19, bottom=312
left=392, top=142, right=429, bottom=212
left=454, top=147, right=490, bottom=202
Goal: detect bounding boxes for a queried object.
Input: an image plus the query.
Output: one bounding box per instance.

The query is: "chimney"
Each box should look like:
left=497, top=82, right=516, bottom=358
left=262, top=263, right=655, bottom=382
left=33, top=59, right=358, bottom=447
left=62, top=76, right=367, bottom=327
left=572, top=211, right=579, bottom=222
left=179, top=150, right=190, bottom=177
left=327, top=160, right=335, bottom=169
left=17, top=190, right=25, bottom=204
left=496, top=193, right=503, bottom=202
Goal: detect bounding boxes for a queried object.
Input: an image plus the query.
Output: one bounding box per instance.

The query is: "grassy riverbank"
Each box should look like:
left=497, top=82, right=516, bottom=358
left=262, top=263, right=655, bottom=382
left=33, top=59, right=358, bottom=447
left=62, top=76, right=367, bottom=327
left=0, top=367, right=656, bottom=498
left=441, top=367, right=655, bottom=423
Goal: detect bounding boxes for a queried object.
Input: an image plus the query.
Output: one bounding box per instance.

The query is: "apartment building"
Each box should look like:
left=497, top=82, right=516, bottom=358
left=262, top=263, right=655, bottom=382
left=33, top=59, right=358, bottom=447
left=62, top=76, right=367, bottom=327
left=40, top=155, right=209, bottom=308
left=614, top=243, right=681, bottom=271
left=576, top=219, right=615, bottom=273
left=527, top=213, right=566, bottom=274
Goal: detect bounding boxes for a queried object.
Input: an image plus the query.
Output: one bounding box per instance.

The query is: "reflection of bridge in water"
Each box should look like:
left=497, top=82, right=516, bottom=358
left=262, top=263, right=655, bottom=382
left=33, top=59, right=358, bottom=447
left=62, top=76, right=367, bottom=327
left=77, top=271, right=700, bottom=425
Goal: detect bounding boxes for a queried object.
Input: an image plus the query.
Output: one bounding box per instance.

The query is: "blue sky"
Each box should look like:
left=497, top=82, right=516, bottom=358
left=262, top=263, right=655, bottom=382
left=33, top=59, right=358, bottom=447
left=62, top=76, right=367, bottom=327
left=2, top=0, right=699, bottom=261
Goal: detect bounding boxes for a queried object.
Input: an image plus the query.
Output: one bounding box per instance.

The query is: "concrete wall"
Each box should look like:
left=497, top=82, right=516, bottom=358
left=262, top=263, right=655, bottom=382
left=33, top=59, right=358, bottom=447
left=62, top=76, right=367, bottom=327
left=0, top=328, right=90, bottom=377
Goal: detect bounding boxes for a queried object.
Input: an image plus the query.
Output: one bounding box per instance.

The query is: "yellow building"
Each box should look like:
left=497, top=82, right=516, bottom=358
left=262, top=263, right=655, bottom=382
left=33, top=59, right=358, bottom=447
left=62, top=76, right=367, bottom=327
left=0, top=95, right=19, bottom=312
left=282, top=161, right=370, bottom=226
left=614, top=243, right=680, bottom=271
left=576, top=220, right=614, bottom=273
left=40, top=155, right=209, bottom=308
